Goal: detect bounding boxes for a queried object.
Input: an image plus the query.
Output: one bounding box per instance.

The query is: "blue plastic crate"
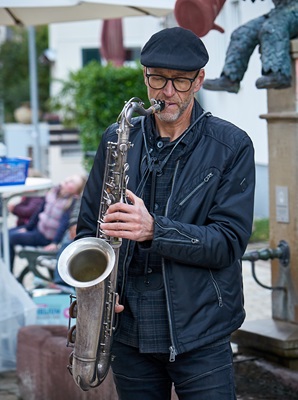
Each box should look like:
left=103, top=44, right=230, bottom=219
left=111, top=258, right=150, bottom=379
left=0, top=157, right=30, bottom=186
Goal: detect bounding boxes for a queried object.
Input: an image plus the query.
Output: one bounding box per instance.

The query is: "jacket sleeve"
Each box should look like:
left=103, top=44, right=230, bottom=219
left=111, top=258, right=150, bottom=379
left=25, top=200, right=45, bottom=231
left=13, top=196, right=44, bottom=219
left=143, top=135, right=255, bottom=269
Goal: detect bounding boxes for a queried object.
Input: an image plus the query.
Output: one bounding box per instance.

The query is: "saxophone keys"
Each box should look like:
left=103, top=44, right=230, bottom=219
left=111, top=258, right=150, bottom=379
left=67, top=325, right=76, bottom=345
left=67, top=353, right=74, bottom=375
left=69, top=300, right=77, bottom=318
left=119, top=143, right=128, bottom=153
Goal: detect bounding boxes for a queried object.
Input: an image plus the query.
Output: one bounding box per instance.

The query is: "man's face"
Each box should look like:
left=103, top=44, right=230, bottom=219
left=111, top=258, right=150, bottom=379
left=144, top=67, right=205, bottom=123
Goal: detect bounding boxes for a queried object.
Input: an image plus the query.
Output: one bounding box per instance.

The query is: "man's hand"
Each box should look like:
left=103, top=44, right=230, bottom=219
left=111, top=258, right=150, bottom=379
left=115, top=295, right=124, bottom=314
left=101, top=189, right=154, bottom=242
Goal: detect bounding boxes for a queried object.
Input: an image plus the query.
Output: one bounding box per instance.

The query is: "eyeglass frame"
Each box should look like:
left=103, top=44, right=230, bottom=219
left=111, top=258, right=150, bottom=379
left=145, top=68, right=200, bottom=92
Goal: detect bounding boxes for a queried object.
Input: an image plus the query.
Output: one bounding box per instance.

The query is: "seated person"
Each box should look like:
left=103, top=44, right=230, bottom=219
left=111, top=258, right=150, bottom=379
left=8, top=196, right=45, bottom=227
left=7, top=168, right=45, bottom=226
left=36, top=195, right=82, bottom=290
left=9, top=174, right=86, bottom=274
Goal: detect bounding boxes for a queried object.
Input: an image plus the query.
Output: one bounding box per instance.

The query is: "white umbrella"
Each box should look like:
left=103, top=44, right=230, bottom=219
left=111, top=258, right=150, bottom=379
left=0, top=0, right=175, bottom=170
left=0, top=0, right=174, bottom=26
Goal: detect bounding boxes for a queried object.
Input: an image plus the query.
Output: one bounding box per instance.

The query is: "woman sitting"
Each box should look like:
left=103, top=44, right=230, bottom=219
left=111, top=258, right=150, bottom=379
left=9, top=174, right=86, bottom=274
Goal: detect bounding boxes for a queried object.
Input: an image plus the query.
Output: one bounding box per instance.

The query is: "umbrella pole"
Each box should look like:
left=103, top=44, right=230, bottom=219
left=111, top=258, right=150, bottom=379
left=28, top=26, right=41, bottom=172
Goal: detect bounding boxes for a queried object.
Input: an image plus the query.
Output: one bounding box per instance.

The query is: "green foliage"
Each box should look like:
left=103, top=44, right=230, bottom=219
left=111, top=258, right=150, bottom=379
left=249, top=218, right=269, bottom=243
left=0, top=26, right=50, bottom=122
left=51, top=61, right=148, bottom=169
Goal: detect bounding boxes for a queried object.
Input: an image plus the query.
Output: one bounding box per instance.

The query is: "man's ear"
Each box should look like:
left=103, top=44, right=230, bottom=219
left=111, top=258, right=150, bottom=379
left=194, top=69, right=205, bottom=93
left=143, top=68, right=148, bottom=86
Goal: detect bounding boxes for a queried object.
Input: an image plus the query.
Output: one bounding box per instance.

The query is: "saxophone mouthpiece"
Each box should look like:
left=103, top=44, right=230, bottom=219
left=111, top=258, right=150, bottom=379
left=150, top=99, right=165, bottom=113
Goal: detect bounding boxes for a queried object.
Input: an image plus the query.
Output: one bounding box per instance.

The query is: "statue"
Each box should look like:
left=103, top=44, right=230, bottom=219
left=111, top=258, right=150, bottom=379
left=203, top=0, right=298, bottom=93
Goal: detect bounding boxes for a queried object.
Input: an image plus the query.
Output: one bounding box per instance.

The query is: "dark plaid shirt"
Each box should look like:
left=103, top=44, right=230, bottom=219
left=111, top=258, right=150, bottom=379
left=116, top=125, right=193, bottom=353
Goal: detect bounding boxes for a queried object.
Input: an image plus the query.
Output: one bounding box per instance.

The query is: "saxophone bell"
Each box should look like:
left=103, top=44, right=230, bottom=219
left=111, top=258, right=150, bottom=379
left=58, top=237, right=116, bottom=390
left=58, top=237, right=115, bottom=288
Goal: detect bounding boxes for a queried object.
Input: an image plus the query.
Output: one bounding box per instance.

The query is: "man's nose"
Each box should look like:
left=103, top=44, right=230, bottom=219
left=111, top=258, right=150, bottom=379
left=162, top=79, right=176, bottom=96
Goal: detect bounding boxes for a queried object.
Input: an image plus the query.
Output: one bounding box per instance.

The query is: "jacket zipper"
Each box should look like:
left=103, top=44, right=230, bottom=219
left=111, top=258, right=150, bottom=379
left=209, top=270, right=223, bottom=307
left=155, top=223, right=199, bottom=244
left=163, top=161, right=180, bottom=362
left=179, top=172, right=214, bottom=206
left=162, top=259, right=178, bottom=362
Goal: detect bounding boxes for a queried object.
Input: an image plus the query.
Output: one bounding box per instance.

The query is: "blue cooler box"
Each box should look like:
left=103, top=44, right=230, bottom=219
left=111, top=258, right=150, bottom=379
left=31, top=289, right=72, bottom=326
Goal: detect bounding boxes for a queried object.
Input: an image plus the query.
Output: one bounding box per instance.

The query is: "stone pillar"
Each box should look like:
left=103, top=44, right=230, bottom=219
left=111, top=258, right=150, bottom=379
left=261, top=39, right=298, bottom=323
left=232, top=40, right=298, bottom=370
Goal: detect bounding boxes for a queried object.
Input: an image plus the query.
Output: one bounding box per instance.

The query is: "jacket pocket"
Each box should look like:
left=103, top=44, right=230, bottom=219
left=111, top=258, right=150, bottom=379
left=209, top=269, right=223, bottom=307
left=178, top=171, right=215, bottom=207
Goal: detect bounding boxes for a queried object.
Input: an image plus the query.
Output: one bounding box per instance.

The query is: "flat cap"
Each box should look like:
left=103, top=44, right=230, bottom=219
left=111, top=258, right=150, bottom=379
left=140, top=27, right=209, bottom=71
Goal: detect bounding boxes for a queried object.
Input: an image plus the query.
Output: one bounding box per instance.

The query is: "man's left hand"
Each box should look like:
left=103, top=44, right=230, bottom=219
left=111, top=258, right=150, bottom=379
left=101, top=189, right=154, bottom=242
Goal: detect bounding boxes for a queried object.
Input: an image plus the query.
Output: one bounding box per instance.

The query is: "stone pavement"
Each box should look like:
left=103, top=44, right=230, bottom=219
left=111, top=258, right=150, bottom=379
left=1, top=242, right=298, bottom=399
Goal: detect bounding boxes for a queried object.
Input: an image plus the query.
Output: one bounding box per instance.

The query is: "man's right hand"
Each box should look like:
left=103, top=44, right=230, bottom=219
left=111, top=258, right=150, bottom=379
left=115, top=295, right=124, bottom=313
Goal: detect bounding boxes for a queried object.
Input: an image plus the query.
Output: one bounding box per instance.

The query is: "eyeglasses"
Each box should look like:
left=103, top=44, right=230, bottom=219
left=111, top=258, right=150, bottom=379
left=145, top=69, right=200, bottom=92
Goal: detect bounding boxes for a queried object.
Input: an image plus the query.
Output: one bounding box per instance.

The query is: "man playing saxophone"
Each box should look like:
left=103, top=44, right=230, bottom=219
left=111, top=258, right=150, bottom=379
left=76, top=27, right=255, bottom=399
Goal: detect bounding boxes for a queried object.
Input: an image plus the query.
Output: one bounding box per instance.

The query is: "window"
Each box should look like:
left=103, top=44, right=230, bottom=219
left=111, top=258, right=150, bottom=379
left=82, top=48, right=101, bottom=66
left=81, top=47, right=141, bottom=67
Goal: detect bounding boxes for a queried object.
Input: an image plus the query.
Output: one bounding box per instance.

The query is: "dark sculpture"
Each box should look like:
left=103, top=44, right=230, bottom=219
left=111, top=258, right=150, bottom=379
left=203, top=0, right=298, bottom=93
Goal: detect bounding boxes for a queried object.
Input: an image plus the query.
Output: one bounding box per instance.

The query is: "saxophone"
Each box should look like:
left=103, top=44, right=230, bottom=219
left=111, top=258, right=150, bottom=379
left=57, top=97, right=165, bottom=391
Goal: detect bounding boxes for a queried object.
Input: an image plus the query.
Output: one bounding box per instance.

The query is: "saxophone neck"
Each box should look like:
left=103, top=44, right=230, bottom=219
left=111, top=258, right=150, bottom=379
left=117, top=97, right=165, bottom=143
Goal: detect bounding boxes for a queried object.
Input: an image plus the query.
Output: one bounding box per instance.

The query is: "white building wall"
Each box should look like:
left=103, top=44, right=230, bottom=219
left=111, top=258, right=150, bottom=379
left=48, top=145, right=86, bottom=185
left=49, top=16, right=166, bottom=97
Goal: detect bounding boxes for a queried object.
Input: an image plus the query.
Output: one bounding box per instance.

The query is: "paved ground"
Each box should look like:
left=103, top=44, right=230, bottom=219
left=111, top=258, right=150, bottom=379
left=1, top=242, right=298, bottom=399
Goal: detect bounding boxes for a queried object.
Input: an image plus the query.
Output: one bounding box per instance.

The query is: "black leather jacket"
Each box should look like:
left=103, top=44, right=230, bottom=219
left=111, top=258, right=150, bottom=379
left=76, top=100, right=255, bottom=356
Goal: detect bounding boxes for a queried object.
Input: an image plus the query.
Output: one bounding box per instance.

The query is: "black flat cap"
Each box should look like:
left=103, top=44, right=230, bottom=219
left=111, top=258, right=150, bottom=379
left=140, top=27, right=209, bottom=71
